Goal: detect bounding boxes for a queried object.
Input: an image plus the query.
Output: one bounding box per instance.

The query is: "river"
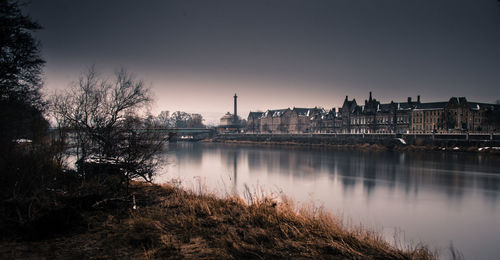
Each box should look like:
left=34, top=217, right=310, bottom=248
left=155, top=142, right=500, bottom=259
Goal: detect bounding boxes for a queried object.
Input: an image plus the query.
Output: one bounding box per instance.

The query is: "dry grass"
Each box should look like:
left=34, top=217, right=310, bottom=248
left=0, top=181, right=436, bottom=259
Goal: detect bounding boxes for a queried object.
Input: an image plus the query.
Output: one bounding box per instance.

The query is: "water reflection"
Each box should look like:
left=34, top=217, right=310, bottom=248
left=158, top=143, right=500, bottom=260
left=212, top=146, right=500, bottom=202
left=232, top=151, right=237, bottom=191
left=165, top=143, right=500, bottom=201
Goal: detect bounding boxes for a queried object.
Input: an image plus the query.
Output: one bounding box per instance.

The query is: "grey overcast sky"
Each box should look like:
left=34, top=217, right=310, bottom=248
left=25, top=0, right=500, bottom=124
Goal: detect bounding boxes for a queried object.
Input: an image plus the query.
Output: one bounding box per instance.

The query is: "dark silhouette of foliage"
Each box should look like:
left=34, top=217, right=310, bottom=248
left=0, top=0, right=45, bottom=109
left=0, top=0, right=47, bottom=142
left=0, top=1, right=68, bottom=233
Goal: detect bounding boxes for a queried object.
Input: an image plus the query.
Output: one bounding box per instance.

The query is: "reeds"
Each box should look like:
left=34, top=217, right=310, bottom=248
left=1, top=181, right=438, bottom=259
left=124, top=182, right=436, bottom=259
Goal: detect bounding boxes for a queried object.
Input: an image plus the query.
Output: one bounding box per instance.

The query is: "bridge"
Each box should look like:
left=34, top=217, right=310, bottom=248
left=140, top=128, right=212, bottom=134
left=49, top=127, right=215, bottom=143
left=141, top=128, right=215, bottom=141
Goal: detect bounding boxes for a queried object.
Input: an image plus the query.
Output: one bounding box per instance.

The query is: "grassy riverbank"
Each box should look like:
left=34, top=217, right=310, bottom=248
left=1, top=181, right=435, bottom=259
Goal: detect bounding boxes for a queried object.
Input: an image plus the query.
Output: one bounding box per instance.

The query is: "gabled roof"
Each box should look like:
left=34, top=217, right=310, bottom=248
left=399, top=102, right=418, bottom=110
left=342, top=98, right=358, bottom=113
left=468, top=102, right=500, bottom=111
left=293, top=107, right=311, bottom=115
left=292, top=107, right=318, bottom=116
left=263, top=109, right=290, bottom=118
left=272, top=109, right=288, bottom=117
left=376, top=101, right=417, bottom=112
left=248, top=111, right=264, bottom=118
left=415, top=102, right=448, bottom=110
left=378, top=103, right=393, bottom=112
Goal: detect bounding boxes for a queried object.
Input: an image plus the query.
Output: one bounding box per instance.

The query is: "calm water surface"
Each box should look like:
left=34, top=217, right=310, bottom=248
left=155, top=143, right=500, bottom=260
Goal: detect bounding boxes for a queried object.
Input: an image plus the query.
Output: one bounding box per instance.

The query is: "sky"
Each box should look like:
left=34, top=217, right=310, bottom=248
left=25, top=0, right=500, bottom=125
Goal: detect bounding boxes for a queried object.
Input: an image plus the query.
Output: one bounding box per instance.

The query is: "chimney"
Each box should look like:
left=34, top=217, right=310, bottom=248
left=233, top=93, right=238, bottom=122
left=408, top=97, right=412, bottom=103
left=417, top=95, right=421, bottom=103
left=345, top=96, right=348, bottom=101
left=369, top=91, right=372, bottom=101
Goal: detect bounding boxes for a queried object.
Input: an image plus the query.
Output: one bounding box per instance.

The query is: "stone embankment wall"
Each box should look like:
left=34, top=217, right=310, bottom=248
left=213, top=133, right=500, bottom=148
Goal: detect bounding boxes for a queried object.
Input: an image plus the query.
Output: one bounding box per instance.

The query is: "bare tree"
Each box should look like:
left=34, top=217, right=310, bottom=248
left=188, top=113, right=204, bottom=128
left=118, top=115, right=167, bottom=190
left=156, top=111, right=205, bottom=128
left=51, top=68, right=167, bottom=187
left=156, top=110, right=172, bottom=127
left=170, top=111, right=191, bottom=128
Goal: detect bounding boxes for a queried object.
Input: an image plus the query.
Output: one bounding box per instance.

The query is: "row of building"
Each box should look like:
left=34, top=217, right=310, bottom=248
left=244, top=93, right=500, bottom=134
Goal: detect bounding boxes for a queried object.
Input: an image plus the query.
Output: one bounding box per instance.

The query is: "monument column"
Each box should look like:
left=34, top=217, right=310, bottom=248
left=233, top=93, right=238, bottom=124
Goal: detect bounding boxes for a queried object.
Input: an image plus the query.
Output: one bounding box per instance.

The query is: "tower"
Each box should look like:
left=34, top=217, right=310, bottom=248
left=233, top=93, right=238, bottom=124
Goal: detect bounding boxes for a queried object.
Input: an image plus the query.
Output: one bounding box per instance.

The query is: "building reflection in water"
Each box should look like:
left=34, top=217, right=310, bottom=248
left=162, top=143, right=500, bottom=203
left=166, top=142, right=500, bottom=210
left=159, top=143, right=500, bottom=260
left=210, top=144, right=500, bottom=202
left=164, top=141, right=500, bottom=205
